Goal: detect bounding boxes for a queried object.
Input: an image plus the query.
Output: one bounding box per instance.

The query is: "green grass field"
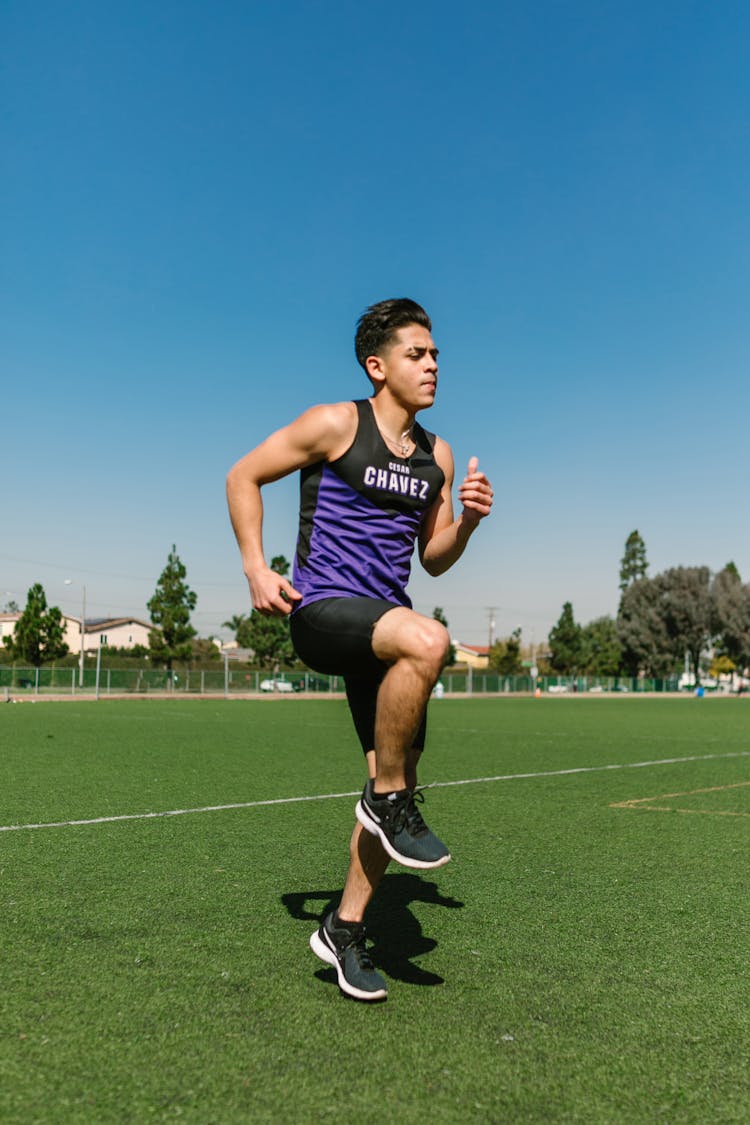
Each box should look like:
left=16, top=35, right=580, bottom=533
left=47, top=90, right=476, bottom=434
left=2, top=697, right=750, bottom=1123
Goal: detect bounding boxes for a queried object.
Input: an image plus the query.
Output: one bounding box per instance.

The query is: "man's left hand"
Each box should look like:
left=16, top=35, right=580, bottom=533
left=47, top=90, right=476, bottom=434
left=458, top=457, right=493, bottom=522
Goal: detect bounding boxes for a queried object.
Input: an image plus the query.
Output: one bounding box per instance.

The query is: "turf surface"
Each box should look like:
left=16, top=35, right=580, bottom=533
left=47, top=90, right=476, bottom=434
left=2, top=697, right=749, bottom=1122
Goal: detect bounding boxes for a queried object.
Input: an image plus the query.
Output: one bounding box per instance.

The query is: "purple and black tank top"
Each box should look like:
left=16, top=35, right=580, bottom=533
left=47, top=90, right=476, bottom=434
left=292, top=399, right=445, bottom=609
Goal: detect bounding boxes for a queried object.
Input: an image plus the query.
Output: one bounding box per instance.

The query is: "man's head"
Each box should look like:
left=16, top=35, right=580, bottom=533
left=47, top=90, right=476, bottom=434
left=355, top=298, right=432, bottom=371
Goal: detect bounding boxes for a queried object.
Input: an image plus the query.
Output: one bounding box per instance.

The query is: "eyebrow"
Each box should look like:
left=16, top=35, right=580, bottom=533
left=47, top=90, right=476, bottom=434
left=407, top=345, right=439, bottom=357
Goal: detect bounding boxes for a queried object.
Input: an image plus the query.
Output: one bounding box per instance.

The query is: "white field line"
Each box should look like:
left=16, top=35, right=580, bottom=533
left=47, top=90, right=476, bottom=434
left=1, top=750, right=749, bottom=834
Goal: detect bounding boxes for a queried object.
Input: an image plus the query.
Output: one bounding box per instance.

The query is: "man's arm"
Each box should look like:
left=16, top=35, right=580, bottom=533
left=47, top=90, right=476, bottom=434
left=418, top=440, right=494, bottom=577
left=226, top=402, right=356, bottom=615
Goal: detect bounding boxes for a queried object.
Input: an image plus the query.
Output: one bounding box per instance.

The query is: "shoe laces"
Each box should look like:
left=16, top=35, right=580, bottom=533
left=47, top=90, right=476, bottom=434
left=341, top=925, right=376, bottom=970
left=400, top=786, right=429, bottom=837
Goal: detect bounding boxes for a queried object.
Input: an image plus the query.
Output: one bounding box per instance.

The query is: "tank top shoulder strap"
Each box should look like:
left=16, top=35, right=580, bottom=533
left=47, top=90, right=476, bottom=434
left=413, top=419, right=437, bottom=455
left=354, top=398, right=374, bottom=428
left=351, top=398, right=381, bottom=457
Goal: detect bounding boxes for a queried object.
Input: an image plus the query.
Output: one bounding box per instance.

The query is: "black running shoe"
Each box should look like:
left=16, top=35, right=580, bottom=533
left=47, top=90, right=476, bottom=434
left=309, top=912, right=387, bottom=1002
left=355, top=781, right=451, bottom=869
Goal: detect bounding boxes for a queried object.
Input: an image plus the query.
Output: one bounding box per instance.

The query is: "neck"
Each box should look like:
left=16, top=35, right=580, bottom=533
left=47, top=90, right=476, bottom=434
left=369, top=399, right=415, bottom=455
left=370, top=397, right=416, bottom=436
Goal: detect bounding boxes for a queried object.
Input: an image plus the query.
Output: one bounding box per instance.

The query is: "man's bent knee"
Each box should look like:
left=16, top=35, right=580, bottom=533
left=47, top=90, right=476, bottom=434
left=372, top=608, right=449, bottom=673
left=418, top=619, right=450, bottom=674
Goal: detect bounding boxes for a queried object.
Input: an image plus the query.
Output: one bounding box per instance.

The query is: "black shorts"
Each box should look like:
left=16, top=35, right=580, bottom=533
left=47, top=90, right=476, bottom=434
left=290, top=597, right=427, bottom=755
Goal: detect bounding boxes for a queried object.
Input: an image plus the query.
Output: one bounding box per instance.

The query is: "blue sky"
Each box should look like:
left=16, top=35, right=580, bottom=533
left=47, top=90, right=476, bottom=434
left=2, top=0, right=748, bottom=647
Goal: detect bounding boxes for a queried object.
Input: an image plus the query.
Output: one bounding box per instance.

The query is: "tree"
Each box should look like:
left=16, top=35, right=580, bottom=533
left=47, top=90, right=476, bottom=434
left=432, top=607, right=456, bottom=665
left=580, top=616, right=622, bottom=676
left=617, top=577, right=672, bottom=677
left=147, top=546, right=197, bottom=671
left=659, top=566, right=713, bottom=684
left=709, top=654, right=736, bottom=681
left=619, top=530, right=649, bottom=592
left=489, top=628, right=523, bottom=675
left=240, top=613, right=297, bottom=670
left=548, top=603, right=583, bottom=674
left=222, top=613, right=247, bottom=640
left=190, top=638, right=222, bottom=663
left=2, top=598, right=19, bottom=613
left=3, top=583, right=68, bottom=666
left=711, top=563, right=750, bottom=672
left=618, top=568, right=713, bottom=681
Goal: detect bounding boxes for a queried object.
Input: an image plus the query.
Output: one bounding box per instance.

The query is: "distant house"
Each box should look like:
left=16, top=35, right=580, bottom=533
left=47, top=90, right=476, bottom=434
left=2, top=610, right=151, bottom=654
left=0, top=612, right=21, bottom=643
left=61, top=615, right=151, bottom=653
left=453, top=642, right=490, bottom=669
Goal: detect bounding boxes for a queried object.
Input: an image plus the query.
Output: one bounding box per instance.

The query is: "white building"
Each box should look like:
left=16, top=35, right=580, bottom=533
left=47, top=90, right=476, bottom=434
left=3, top=611, right=151, bottom=652
left=61, top=615, right=152, bottom=653
left=0, top=612, right=21, bottom=643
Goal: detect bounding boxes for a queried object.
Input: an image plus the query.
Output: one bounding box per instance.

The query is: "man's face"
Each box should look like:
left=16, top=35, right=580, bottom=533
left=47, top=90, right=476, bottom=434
left=373, top=324, right=439, bottom=409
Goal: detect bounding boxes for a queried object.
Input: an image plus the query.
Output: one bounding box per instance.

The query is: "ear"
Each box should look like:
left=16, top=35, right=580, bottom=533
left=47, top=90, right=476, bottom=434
left=365, top=353, right=386, bottom=388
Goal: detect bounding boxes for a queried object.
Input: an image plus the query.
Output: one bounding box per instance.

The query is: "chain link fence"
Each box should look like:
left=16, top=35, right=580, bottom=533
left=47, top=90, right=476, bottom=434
left=1, top=665, right=685, bottom=699
left=0, top=665, right=342, bottom=698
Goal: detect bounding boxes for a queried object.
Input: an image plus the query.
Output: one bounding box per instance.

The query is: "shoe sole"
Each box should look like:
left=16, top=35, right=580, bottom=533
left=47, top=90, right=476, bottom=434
left=309, top=930, right=387, bottom=1002
left=355, top=800, right=452, bottom=870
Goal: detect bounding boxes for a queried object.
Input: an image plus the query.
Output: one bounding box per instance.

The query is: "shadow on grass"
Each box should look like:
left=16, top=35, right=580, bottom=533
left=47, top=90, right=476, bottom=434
left=281, top=873, right=463, bottom=987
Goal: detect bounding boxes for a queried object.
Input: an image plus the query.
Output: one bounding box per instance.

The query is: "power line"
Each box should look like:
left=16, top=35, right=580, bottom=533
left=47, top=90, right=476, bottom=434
left=0, top=552, right=241, bottom=588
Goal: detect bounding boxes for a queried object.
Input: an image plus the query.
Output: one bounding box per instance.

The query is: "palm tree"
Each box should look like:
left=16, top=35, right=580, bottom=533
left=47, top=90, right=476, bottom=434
left=222, top=614, right=247, bottom=641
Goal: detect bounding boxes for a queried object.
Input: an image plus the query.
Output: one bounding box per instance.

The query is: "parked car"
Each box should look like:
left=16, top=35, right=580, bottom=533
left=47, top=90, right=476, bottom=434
left=259, top=678, right=297, bottom=693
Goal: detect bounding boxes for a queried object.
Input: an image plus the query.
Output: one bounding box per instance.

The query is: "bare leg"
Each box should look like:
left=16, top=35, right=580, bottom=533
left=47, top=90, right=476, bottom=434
left=336, top=608, right=446, bottom=921
left=404, top=744, right=422, bottom=790
left=370, top=609, right=448, bottom=792
left=337, top=751, right=389, bottom=923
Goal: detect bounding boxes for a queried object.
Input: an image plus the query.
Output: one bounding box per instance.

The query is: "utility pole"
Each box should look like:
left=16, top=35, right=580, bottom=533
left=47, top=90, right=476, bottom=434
left=487, top=606, right=497, bottom=650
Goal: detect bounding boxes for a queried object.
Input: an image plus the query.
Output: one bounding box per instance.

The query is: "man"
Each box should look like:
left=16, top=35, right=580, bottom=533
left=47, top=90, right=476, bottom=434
left=226, top=298, right=493, bottom=1002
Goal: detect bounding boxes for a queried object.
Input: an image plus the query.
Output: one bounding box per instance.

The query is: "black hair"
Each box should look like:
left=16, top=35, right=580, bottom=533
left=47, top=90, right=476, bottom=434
left=354, top=298, right=432, bottom=370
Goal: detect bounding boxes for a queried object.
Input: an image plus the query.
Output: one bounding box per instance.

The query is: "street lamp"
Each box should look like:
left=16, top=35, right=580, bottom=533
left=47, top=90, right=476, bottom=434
left=64, top=579, right=87, bottom=687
